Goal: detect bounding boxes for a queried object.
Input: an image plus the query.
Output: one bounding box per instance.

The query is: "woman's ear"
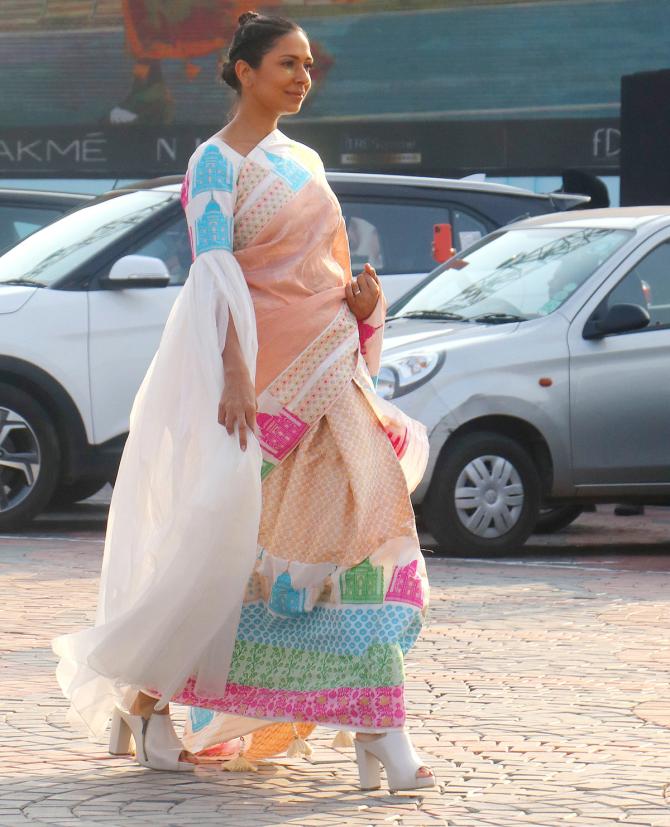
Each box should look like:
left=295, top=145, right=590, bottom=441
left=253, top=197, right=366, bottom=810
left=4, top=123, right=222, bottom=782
left=236, top=60, right=253, bottom=89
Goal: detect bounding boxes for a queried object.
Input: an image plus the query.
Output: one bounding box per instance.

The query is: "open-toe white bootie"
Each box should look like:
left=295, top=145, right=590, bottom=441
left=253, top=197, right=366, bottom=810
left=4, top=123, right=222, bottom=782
left=354, top=730, right=436, bottom=793
left=109, top=704, right=195, bottom=772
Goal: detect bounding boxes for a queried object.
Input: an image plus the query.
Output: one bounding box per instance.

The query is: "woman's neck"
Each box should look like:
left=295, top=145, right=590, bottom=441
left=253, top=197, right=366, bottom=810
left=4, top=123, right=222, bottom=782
left=222, top=105, right=280, bottom=148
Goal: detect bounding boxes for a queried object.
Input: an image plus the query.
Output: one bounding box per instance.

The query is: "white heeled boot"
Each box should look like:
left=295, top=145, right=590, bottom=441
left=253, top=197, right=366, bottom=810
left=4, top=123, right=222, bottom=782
left=109, top=703, right=195, bottom=772
left=354, top=730, right=436, bottom=792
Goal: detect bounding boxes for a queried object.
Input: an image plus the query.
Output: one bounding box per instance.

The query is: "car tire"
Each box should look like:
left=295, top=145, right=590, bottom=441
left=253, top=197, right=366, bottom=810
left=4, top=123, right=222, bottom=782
left=49, top=479, right=107, bottom=508
left=534, top=505, right=583, bottom=534
left=0, top=384, right=61, bottom=530
left=424, top=430, right=541, bottom=556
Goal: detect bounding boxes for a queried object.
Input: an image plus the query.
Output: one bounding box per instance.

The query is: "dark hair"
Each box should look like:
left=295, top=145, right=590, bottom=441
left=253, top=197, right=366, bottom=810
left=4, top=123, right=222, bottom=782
left=221, top=11, right=303, bottom=94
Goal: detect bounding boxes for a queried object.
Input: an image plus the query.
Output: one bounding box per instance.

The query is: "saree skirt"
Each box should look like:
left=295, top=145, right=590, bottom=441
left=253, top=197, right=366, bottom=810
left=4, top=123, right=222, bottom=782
left=171, top=376, right=429, bottom=747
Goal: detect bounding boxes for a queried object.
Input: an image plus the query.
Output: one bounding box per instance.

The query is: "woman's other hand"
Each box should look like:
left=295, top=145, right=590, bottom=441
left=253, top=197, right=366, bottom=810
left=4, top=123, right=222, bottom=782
left=345, top=263, right=380, bottom=320
left=218, top=367, right=257, bottom=451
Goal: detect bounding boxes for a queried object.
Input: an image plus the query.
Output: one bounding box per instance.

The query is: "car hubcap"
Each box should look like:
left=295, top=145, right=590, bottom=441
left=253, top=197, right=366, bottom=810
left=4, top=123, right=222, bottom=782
left=0, top=407, right=41, bottom=512
left=454, top=454, right=524, bottom=539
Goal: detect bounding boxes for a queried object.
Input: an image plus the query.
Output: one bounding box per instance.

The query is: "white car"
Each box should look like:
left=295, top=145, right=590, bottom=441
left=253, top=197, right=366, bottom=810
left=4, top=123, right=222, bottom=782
left=0, top=175, right=584, bottom=529
left=381, top=208, right=670, bottom=554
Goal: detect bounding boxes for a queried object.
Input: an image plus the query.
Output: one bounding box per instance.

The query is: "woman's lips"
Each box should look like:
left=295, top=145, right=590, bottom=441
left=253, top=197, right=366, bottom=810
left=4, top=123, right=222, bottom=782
left=286, top=91, right=305, bottom=99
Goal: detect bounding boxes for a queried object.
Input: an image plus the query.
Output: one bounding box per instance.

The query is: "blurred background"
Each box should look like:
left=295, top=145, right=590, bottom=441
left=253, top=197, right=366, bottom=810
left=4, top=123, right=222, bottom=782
left=0, top=0, right=668, bottom=202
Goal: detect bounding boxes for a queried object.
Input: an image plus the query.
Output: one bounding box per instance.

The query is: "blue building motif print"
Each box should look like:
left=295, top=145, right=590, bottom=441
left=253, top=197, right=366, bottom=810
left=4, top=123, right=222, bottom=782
left=269, top=572, right=307, bottom=618
left=195, top=198, right=233, bottom=255
left=191, top=145, right=234, bottom=197
left=262, top=149, right=311, bottom=192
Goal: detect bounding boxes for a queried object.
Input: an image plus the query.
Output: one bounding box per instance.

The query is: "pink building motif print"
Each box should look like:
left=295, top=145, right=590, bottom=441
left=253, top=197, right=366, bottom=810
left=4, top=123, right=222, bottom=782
left=384, top=421, right=409, bottom=460
left=257, top=408, right=309, bottom=462
left=385, top=560, right=424, bottom=609
left=357, top=319, right=382, bottom=356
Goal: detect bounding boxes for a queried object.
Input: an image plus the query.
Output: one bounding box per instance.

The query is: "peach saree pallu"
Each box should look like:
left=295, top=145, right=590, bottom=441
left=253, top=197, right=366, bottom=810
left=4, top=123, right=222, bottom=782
left=52, top=128, right=429, bottom=755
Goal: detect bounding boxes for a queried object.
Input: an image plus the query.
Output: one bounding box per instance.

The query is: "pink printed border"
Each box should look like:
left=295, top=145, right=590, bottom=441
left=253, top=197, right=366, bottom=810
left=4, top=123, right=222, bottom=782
left=173, top=679, right=406, bottom=730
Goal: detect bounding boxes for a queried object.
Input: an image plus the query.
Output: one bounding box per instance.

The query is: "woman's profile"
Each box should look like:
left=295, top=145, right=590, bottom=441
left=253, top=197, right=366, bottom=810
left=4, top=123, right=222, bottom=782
left=53, top=10, right=435, bottom=793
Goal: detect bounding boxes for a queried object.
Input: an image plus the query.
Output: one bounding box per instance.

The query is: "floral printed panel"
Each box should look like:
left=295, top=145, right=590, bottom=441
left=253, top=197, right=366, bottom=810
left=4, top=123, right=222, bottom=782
left=175, top=680, right=406, bottom=731
left=227, top=639, right=404, bottom=692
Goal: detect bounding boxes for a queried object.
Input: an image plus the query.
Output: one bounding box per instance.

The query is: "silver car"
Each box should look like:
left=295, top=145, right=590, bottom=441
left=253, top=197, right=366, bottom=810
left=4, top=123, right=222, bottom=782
left=382, top=208, right=670, bottom=555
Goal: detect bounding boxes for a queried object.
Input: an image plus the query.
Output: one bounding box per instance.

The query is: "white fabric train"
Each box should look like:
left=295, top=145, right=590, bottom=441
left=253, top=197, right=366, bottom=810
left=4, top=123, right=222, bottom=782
left=52, top=249, right=262, bottom=739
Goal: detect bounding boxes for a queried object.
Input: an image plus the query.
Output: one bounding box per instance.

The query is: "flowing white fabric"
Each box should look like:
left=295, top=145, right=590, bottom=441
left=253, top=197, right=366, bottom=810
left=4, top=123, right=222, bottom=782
left=52, top=243, right=262, bottom=739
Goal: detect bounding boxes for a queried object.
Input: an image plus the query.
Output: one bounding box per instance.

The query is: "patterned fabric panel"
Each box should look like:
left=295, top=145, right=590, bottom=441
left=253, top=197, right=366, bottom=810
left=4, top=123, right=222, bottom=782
left=227, top=639, right=404, bottom=692
left=195, top=200, right=233, bottom=255
left=292, top=348, right=359, bottom=424
left=235, top=158, right=267, bottom=213
left=234, top=177, right=294, bottom=250
left=259, top=382, right=418, bottom=568
left=236, top=600, right=422, bottom=657
left=261, top=149, right=311, bottom=192
left=185, top=142, right=237, bottom=257
left=175, top=680, right=406, bottom=730
left=269, top=304, right=358, bottom=406
left=190, top=145, right=234, bottom=196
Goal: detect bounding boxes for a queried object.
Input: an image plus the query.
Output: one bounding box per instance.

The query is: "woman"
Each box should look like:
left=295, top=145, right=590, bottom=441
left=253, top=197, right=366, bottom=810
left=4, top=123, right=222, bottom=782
left=53, top=11, right=435, bottom=793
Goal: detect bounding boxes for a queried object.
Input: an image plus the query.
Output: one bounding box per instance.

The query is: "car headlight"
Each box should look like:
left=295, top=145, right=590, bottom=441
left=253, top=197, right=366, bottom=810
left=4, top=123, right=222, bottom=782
left=376, top=351, right=445, bottom=400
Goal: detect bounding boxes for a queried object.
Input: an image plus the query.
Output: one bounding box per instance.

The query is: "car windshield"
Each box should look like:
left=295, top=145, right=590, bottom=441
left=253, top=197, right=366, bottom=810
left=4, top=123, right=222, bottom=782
left=396, top=226, right=633, bottom=322
left=0, top=191, right=175, bottom=287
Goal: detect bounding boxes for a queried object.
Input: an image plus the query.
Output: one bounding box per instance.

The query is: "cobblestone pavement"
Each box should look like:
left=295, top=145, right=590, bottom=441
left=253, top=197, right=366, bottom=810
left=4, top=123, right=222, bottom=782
left=1, top=507, right=670, bottom=826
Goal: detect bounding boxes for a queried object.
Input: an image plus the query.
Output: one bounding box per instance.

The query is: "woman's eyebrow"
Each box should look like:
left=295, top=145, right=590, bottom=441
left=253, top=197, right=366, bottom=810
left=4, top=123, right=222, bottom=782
left=280, top=54, right=314, bottom=61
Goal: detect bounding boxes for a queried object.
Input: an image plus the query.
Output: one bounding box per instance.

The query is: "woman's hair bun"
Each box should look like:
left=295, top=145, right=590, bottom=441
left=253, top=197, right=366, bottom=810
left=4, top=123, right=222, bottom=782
left=238, top=11, right=260, bottom=27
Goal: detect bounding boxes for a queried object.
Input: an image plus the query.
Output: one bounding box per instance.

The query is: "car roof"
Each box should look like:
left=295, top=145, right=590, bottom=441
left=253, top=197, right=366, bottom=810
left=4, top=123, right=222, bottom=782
left=512, top=206, right=670, bottom=231
left=103, top=173, right=586, bottom=205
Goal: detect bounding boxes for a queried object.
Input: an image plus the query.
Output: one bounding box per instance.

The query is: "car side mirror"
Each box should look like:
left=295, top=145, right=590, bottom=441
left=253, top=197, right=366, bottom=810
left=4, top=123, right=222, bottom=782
left=583, top=302, right=650, bottom=340
left=102, top=255, right=171, bottom=289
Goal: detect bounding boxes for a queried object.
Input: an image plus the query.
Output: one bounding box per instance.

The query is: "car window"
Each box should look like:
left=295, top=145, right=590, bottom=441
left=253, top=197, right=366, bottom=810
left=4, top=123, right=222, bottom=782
left=128, top=215, right=191, bottom=286
left=452, top=209, right=489, bottom=252
left=607, top=240, right=670, bottom=329
left=397, top=227, right=632, bottom=321
left=0, top=190, right=175, bottom=287
left=340, top=200, right=450, bottom=276
left=0, top=205, right=63, bottom=253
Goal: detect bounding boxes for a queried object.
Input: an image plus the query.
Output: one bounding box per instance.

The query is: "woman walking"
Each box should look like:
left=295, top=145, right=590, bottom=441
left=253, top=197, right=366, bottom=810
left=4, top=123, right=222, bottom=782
left=53, top=11, right=435, bottom=793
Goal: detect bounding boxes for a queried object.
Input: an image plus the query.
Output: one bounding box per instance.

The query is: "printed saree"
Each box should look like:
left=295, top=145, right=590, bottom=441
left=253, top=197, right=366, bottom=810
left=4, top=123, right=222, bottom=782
left=52, top=128, right=429, bottom=751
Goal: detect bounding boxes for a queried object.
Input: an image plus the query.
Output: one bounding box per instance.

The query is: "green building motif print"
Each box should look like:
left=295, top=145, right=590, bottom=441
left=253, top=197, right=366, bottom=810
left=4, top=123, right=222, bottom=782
left=339, top=558, right=384, bottom=604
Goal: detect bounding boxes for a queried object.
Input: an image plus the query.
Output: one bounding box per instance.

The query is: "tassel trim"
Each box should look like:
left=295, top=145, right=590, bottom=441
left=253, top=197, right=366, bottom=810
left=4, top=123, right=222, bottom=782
left=286, top=723, right=313, bottom=758
left=221, top=755, right=258, bottom=772
left=331, top=730, right=355, bottom=748
left=221, top=736, right=258, bottom=772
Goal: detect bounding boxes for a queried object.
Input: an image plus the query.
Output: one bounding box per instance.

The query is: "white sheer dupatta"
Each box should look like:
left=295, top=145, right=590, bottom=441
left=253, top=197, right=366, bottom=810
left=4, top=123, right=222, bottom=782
left=52, top=155, right=262, bottom=738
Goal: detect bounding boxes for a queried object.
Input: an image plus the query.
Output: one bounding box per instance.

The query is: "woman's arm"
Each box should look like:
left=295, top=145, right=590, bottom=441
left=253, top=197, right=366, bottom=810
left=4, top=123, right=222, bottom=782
left=218, top=318, right=256, bottom=452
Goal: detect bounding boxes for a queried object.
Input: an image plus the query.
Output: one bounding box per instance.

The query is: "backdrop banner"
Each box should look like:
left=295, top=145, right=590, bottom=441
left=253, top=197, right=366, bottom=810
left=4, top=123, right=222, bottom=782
left=1, top=0, right=664, bottom=178
left=0, top=118, right=621, bottom=178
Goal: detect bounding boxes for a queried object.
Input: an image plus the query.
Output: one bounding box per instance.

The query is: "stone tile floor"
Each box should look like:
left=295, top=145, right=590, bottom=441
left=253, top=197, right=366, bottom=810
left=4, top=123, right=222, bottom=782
left=2, top=507, right=670, bottom=825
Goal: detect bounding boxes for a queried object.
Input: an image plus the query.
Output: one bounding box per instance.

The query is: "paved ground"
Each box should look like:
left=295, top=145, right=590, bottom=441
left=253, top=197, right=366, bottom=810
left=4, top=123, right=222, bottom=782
left=1, top=505, right=670, bottom=826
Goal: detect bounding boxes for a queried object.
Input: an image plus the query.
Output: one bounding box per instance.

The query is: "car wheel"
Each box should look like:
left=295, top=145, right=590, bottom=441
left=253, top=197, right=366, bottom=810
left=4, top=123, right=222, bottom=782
left=534, top=505, right=583, bottom=534
left=0, top=384, right=60, bottom=530
left=49, top=479, right=107, bottom=508
left=424, top=430, right=541, bottom=556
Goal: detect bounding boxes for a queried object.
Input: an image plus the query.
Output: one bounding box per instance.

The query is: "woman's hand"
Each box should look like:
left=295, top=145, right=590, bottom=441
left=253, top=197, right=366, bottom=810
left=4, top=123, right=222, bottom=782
left=218, top=367, right=257, bottom=452
left=345, top=263, right=381, bottom=320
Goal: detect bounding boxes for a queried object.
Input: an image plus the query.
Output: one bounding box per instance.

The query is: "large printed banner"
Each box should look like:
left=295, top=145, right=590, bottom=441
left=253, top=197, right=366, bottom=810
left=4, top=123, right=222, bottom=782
left=0, top=0, right=665, bottom=177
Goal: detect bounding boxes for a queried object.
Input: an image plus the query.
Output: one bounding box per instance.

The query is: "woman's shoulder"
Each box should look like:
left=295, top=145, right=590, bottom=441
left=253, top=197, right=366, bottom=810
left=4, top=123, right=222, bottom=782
left=188, top=134, right=240, bottom=169
left=278, top=132, right=326, bottom=179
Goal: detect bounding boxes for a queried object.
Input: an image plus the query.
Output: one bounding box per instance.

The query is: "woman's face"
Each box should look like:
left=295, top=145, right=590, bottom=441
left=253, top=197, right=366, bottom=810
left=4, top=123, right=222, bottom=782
left=239, top=30, right=313, bottom=115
